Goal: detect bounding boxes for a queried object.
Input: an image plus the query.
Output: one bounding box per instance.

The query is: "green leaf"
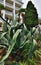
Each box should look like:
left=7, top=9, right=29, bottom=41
left=0, top=32, right=7, bottom=40
left=10, top=62, right=20, bottom=65
left=0, top=62, right=5, bottom=65
left=0, top=29, right=22, bottom=63
left=27, top=39, right=37, bottom=59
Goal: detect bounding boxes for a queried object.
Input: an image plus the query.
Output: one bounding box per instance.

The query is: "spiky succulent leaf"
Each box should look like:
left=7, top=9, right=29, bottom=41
left=0, top=29, right=21, bottom=63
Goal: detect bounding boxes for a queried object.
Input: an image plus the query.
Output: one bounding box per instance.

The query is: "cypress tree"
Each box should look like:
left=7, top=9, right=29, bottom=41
left=25, top=1, right=38, bottom=30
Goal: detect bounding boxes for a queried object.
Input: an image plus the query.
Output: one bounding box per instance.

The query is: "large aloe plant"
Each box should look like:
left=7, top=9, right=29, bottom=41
left=0, top=18, right=41, bottom=65
left=0, top=22, right=22, bottom=64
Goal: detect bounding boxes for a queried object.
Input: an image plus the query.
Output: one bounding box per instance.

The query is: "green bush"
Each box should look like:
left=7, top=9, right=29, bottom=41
left=0, top=20, right=38, bottom=65
left=24, top=1, right=38, bottom=29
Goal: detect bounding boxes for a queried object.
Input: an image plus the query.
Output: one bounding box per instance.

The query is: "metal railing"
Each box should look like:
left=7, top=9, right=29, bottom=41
left=5, top=10, right=12, bottom=16
left=16, top=0, right=22, bottom=2
left=5, top=2, right=13, bottom=9
left=15, top=6, right=20, bottom=10
left=0, top=0, right=13, bottom=9
left=15, top=0, right=22, bottom=6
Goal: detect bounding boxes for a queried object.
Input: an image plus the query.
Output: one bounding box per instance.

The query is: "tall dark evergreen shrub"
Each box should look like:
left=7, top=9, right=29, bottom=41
left=25, top=1, right=38, bottom=29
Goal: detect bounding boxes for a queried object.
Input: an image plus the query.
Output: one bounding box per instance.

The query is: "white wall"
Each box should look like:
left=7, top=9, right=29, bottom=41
left=22, top=0, right=41, bottom=18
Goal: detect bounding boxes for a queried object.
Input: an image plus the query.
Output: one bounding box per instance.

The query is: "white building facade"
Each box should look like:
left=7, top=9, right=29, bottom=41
left=0, top=0, right=23, bottom=31
left=0, top=0, right=23, bottom=22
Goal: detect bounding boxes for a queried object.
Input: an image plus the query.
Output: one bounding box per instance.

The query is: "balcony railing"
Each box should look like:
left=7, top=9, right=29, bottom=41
left=5, top=2, right=13, bottom=9
left=5, top=10, right=12, bottom=16
left=17, top=0, right=22, bottom=2
left=15, top=0, right=23, bottom=4
left=0, top=0, right=13, bottom=9
left=15, top=6, right=20, bottom=10
left=15, top=0, right=22, bottom=6
left=11, top=0, right=22, bottom=2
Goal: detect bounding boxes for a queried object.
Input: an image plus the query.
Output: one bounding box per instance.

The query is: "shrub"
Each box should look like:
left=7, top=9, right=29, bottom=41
left=24, top=1, right=38, bottom=29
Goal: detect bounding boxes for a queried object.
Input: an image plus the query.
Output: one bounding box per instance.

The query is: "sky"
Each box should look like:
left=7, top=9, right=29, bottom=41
left=22, top=0, right=41, bottom=19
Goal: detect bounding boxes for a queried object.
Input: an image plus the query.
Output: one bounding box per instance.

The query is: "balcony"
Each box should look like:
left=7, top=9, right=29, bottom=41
left=5, top=2, right=13, bottom=9
left=6, top=0, right=13, bottom=4
left=15, top=0, right=23, bottom=4
left=15, top=1, right=22, bottom=6
left=11, top=0, right=22, bottom=2
left=15, top=6, right=20, bottom=11
left=16, top=0, right=22, bottom=2
left=5, top=10, right=12, bottom=16
left=0, top=0, right=13, bottom=9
